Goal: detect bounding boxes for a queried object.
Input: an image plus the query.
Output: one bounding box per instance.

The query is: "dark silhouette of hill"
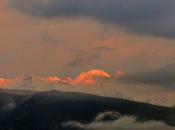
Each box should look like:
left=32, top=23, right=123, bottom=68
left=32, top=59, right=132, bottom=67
left=0, top=90, right=175, bottom=130
left=0, top=89, right=37, bottom=122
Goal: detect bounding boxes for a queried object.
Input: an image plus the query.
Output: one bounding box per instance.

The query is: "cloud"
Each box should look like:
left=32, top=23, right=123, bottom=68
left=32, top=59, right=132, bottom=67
left=68, top=49, right=101, bottom=67
left=92, top=46, right=116, bottom=52
left=41, top=34, right=60, bottom=44
left=62, top=111, right=175, bottom=130
left=117, top=62, right=175, bottom=87
left=93, top=111, right=121, bottom=122
left=10, top=0, right=175, bottom=38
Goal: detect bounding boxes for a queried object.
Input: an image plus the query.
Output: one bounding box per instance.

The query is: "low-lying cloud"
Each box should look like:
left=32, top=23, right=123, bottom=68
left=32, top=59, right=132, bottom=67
left=62, top=111, right=175, bottom=130
left=93, top=111, right=121, bottom=122
left=10, top=0, right=175, bottom=38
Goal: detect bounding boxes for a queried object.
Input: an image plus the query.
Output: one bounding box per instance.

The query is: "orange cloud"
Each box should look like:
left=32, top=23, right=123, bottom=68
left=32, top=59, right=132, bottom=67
left=113, top=71, right=125, bottom=78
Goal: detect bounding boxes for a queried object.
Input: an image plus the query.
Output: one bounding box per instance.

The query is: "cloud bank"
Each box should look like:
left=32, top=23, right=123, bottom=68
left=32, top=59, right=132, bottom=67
left=62, top=111, right=175, bottom=130
left=10, top=0, right=175, bottom=38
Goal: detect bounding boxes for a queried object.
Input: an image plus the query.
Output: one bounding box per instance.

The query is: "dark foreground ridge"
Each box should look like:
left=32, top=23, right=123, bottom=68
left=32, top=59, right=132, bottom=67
left=0, top=89, right=175, bottom=130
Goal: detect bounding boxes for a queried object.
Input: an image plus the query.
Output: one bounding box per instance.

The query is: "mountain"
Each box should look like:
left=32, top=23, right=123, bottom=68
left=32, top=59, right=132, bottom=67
left=0, top=88, right=37, bottom=122
left=70, top=69, right=111, bottom=85
left=0, top=74, right=74, bottom=91
left=0, top=70, right=133, bottom=102
left=0, top=69, right=175, bottom=107
left=0, top=69, right=113, bottom=89
left=0, top=90, right=175, bottom=130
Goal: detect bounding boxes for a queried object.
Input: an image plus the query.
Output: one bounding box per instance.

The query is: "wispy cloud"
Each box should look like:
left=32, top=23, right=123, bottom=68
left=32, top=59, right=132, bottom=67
left=41, top=34, right=61, bottom=44
left=68, top=49, right=101, bottom=67
left=92, top=46, right=117, bottom=52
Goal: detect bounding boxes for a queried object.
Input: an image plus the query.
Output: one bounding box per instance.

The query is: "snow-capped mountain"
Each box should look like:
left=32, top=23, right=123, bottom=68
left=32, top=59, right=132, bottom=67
left=0, top=69, right=175, bottom=107
left=0, top=74, right=73, bottom=91
left=71, top=69, right=111, bottom=85
left=0, top=70, right=133, bottom=102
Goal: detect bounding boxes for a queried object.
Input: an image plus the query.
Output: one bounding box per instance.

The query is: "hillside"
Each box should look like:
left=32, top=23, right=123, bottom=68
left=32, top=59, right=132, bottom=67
left=0, top=90, right=175, bottom=130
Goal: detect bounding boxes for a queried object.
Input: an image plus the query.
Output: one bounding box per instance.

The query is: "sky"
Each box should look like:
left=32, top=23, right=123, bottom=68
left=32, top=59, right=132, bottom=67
left=1, top=0, right=175, bottom=100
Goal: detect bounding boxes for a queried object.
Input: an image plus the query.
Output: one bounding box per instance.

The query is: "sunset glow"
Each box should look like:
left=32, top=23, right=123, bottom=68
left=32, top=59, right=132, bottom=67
left=0, top=0, right=175, bottom=107
left=70, top=69, right=111, bottom=85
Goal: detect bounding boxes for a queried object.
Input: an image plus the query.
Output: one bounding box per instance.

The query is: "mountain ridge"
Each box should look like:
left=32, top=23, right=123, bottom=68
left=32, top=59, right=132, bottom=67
left=0, top=69, right=174, bottom=107
left=0, top=89, right=175, bottom=130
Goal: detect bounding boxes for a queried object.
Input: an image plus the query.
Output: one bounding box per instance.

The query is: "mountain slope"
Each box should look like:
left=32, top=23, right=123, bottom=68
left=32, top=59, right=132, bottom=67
left=1, top=90, right=175, bottom=130
left=71, top=69, right=111, bottom=85
left=0, top=74, right=73, bottom=91
left=0, top=70, right=175, bottom=107
left=0, top=72, right=133, bottom=102
left=0, top=89, right=37, bottom=121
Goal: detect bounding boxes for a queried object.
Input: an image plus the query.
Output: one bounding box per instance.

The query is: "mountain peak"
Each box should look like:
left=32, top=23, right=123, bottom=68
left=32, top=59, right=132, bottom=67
left=87, top=69, right=111, bottom=78
left=71, top=69, right=111, bottom=85
left=45, top=76, right=60, bottom=82
left=14, top=74, right=36, bottom=81
left=23, top=74, right=33, bottom=80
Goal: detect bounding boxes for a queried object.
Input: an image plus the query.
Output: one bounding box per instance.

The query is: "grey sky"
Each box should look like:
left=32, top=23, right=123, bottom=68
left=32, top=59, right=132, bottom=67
left=10, top=0, right=175, bottom=38
left=118, top=62, right=175, bottom=87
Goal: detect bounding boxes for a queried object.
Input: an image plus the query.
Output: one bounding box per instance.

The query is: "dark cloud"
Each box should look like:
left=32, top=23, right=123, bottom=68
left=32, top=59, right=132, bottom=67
left=10, top=0, right=175, bottom=38
left=69, top=49, right=101, bottom=67
left=41, top=34, right=60, bottom=44
left=92, top=46, right=116, bottom=52
left=118, top=62, right=175, bottom=87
